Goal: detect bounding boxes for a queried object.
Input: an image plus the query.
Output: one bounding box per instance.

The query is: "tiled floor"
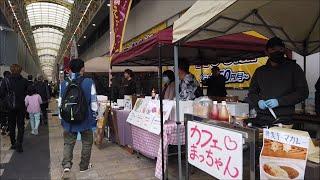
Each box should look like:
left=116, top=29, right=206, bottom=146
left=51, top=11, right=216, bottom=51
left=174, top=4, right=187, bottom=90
left=49, top=114, right=157, bottom=180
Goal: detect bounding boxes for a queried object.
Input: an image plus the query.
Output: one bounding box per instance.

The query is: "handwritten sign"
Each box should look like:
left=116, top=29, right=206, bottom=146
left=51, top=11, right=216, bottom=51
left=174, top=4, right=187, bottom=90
left=187, top=121, right=243, bottom=179
left=260, top=129, right=309, bottom=180
left=127, top=98, right=174, bottom=134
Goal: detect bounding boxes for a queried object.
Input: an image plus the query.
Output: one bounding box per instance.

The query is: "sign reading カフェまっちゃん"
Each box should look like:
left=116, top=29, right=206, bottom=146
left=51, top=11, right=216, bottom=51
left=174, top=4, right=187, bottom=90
left=187, top=121, right=243, bottom=179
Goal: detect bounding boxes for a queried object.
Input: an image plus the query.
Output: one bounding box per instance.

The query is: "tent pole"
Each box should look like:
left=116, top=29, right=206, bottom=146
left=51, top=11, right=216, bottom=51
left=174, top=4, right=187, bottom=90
left=174, top=45, right=182, bottom=180
left=158, top=45, right=165, bottom=179
left=302, top=41, right=307, bottom=113
left=108, top=63, right=113, bottom=141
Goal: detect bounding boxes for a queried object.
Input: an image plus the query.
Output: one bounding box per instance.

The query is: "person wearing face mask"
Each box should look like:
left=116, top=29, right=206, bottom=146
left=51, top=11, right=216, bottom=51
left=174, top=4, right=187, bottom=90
left=248, top=37, right=309, bottom=126
left=161, top=70, right=175, bottom=100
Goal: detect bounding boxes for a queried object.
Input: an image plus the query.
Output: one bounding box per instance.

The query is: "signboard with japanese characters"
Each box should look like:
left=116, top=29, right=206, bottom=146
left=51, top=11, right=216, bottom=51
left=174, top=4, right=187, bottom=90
left=190, top=57, right=268, bottom=89
left=126, top=98, right=174, bottom=134
left=260, top=129, right=310, bottom=180
left=187, top=121, right=243, bottom=179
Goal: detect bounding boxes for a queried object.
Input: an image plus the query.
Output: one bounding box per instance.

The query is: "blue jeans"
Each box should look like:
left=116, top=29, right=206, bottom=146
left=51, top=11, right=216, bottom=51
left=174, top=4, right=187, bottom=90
left=29, top=113, right=40, bottom=134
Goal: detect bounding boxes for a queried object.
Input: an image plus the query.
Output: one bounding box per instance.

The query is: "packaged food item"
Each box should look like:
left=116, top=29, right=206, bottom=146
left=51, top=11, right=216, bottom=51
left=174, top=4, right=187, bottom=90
left=193, top=96, right=212, bottom=118
left=210, top=101, right=219, bottom=120
left=219, top=101, right=229, bottom=122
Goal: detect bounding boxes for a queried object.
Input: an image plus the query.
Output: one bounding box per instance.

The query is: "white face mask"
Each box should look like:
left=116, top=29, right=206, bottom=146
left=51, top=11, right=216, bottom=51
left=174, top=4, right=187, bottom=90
left=163, top=76, right=170, bottom=84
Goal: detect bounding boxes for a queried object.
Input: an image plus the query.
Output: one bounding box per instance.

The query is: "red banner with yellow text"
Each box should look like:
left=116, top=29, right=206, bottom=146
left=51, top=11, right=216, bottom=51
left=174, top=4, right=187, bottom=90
left=110, top=0, right=132, bottom=56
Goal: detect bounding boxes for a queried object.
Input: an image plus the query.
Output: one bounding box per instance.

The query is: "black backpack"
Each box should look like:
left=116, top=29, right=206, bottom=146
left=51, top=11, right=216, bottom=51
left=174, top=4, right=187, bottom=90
left=3, top=78, right=16, bottom=110
left=60, top=78, right=88, bottom=124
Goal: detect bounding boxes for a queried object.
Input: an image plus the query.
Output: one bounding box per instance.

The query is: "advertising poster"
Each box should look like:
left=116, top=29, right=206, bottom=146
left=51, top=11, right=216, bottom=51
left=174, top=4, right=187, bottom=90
left=189, top=57, right=268, bottom=89
left=260, top=129, right=309, bottom=180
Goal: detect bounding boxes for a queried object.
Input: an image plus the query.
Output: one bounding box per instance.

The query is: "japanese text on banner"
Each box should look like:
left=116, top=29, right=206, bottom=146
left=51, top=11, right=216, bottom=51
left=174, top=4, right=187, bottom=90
left=110, top=0, right=132, bottom=55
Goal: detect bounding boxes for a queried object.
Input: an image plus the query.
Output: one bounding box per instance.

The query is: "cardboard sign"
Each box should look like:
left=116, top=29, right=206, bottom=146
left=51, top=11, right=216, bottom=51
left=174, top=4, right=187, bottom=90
left=127, top=98, right=174, bottom=134
left=260, top=129, right=310, bottom=180
left=187, top=121, right=243, bottom=179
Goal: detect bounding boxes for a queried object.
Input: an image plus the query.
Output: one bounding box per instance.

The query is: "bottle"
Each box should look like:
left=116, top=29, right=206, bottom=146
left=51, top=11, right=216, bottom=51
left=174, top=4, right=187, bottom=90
left=219, top=101, right=229, bottom=122
left=210, top=101, right=219, bottom=120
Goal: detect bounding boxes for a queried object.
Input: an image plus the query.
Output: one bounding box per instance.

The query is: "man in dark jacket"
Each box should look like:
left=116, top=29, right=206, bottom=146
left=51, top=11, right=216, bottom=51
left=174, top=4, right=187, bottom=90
left=204, top=66, right=227, bottom=97
left=248, top=37, right=309, bottom=126
left=0, top=65, right=28, bottom=152
left=59, top=59, right=97, bottom=174
left=35, top=75, right=50, bottom=125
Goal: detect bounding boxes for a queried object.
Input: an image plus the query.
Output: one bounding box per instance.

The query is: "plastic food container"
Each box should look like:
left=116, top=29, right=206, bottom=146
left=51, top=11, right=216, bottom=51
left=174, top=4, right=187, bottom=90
left=193, top=96, right=213, bottom=118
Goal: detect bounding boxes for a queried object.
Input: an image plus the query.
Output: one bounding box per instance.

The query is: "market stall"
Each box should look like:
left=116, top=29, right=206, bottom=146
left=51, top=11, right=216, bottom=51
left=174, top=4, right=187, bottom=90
left=172, top=0, right=319, bottom=179
left=111, top=26, right=268, bottom=179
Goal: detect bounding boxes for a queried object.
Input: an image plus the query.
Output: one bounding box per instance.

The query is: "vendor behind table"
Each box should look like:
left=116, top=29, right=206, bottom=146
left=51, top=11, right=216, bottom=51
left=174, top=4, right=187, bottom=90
left=161, top=70, right=176, bottom=100
left=247, top=37, right=309, bottom=127
left=203, top=66, right=227, bottom=97
left=121, top=69, right=137, bottom=98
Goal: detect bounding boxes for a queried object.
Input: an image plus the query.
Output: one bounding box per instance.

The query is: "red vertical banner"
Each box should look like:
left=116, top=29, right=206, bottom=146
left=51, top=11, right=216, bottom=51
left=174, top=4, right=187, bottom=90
left=110, top=0, right=132, bottom=57
left=63, top=56, right=71, bottom=72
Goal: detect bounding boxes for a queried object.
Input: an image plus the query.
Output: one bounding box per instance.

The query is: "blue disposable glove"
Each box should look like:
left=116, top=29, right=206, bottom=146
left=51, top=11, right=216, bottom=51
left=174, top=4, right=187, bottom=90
left=258, top=100, right=268, bottom=110
left=265, top=99, right=279, bottom=109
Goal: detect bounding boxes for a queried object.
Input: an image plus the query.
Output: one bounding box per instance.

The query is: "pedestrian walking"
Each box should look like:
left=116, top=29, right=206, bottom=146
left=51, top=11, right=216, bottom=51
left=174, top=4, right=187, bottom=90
left=25, top=85, right=42, bottom=135
left=0, top=71, right=11, bottom=135
left=59, top=58, right=98, bottom=173
left=34, top=75, right=50, bottom=125
left=1, top=64, right=28, bottom=153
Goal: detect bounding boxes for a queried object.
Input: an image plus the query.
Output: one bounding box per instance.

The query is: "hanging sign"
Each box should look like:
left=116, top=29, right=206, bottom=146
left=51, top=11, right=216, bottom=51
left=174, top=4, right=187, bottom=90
left=187, top=121, right=243, bottom=179
left=110, top=0, right=132, bottom=55
left=260, top=128, right=309, bottom=180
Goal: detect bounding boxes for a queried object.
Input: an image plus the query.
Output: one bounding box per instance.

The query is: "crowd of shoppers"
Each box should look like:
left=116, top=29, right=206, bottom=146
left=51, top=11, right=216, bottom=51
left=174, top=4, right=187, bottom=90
left=0, top=64, right=52, bottom=153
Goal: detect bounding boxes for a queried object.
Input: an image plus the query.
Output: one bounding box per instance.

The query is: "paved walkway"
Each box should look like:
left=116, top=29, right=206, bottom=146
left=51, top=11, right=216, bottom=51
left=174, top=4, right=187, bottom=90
left=1, top=101, right=211, bottom=180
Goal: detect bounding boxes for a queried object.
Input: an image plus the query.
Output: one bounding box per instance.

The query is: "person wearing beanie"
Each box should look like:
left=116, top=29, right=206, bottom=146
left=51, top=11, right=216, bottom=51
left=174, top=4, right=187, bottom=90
left=59, top=58, right=98, bottom=174
left=248, top=37, right=309, bottom=127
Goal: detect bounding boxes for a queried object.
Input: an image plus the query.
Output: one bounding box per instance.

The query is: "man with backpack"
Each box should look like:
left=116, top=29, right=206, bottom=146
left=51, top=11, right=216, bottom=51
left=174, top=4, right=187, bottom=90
left=0, top=65, right=28, bottom=153
left=59, top=58, right=98, bottom=173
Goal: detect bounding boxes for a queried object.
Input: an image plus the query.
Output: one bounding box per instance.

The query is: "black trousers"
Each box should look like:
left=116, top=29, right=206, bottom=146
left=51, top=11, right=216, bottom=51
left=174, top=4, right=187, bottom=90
left=41, top=103, right=48, bottom=123
left=0, top=111, right=8, bottom=129
left=8, top=109, right=25, bottom=146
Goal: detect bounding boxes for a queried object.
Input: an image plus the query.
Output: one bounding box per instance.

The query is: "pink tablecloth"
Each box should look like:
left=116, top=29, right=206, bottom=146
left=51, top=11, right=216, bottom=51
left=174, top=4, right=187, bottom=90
left=131, top=121, right=185, bottom=179
left=114, top=109, right=133, bottom=147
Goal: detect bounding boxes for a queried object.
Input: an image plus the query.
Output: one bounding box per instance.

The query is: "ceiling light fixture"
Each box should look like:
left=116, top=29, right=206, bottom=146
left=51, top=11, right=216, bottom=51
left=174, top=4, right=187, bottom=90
left=92, top=23, right=96, bottom=27
left=77, top=44, right=80, bottom=47
left=83, top=36, right=87, bottom=39
left=107, top=3, right=110, bottom=7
